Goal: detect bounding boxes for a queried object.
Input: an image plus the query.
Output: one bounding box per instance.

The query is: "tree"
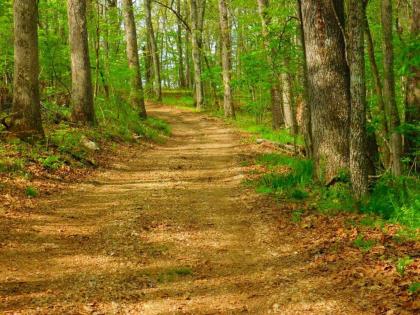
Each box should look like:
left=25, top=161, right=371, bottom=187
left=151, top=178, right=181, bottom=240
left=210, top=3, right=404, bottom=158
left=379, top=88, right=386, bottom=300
left=381, top=0, right=402, bottom=176
left=176, top=0, right=186, bottom=88
left=67, top=0, right=95, bottom=124
left=404, top=0, right=419, bottom=167
left=9, top=0, right=44, bottom=140
left=348, top=0, right=368, bottom=198
left=190, top=0, right=205, bottom=110
left=122, top=0, right=147, bottom=118
left=218, top=0, right=234, bottom=118
left=257, top=0, right=283, bottom=129
left=145, top=0, right=162, bottom=101
left=301, top=0, right=350, bottom=183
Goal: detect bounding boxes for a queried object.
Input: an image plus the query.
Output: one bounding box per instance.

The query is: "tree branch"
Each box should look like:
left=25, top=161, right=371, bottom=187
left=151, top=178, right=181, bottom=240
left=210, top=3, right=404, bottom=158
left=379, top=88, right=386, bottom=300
left=153, top=0, right=191, bottom=33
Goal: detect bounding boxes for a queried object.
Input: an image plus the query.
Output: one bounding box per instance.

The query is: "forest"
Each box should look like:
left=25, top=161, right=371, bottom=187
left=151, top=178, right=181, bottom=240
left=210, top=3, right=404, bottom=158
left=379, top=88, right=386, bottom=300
left=0, top=0, right=419, bottom=313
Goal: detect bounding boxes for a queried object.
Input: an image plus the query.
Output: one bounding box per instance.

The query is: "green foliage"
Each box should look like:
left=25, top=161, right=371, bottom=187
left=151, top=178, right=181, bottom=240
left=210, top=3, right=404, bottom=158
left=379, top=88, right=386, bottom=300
left=25, top=186, right=38, bottom=198
left=291, top=210, right=304, bottom=223
left=40, top=155, right=63, bottom=170
left=317, top=183, right=356, bottom=214
left=353, top=234, right=375, bottom=252
left=361, top=175, right=420, bottom=229
left=408, top=282, right=420, bottom=294
left=396, top=256, right=414, bottom=276
left=256, top=153, right=312, bottom=199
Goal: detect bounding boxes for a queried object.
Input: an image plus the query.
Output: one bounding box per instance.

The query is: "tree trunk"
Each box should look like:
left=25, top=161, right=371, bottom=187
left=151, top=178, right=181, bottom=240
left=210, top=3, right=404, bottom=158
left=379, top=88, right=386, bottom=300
left=176, top=0, right=186, bottom=88
left=297, top=0, right=312, bottom=157
left=301, top=0, right=350, bottom=183
left=282, top=56, right=298, bottom=135
left=348, top=0, right=369, bottom=199
left=381, top=0, right=402, bottom=176
left=364, top=6, right=390, bottom=168
left=67, top=0, right=95, bottom=124
left=404, top=0, right=419, bottom=167
left=190, top=0, right=205, bottom=109
left=122, top=0, right=147, bottom=118
left=257, top=0, right=283, bottom=129
left=10, top=0, right=44, bottom=140
left=145, top=0, right=162, bottom=101
left=218, top=0, right=234, bottom=118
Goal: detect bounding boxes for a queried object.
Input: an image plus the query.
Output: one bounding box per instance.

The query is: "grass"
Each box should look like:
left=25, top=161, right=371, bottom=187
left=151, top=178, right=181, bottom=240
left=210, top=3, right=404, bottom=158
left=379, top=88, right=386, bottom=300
left=254, top=152, right=420, bottom=231
left=156, top=267, right=193, bottom=283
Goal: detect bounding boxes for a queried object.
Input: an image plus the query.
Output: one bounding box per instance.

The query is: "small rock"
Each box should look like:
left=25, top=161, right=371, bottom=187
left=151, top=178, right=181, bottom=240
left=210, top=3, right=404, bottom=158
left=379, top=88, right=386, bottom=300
left=81, top=136, right=100, bottom=151
left=256, top=138, right=264, bottom=144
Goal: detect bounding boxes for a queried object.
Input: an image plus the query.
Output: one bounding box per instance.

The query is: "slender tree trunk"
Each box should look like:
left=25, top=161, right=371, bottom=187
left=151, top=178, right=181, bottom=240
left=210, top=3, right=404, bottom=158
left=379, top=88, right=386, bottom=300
left=218, top=0, right=235, bottom=117
left=67, top=0, right=95, bottom=124
left=381, top=0, right=402, bottom=176
left=176, top=0, right=186, bottom=88
left=404, top=0, right=419, bottom=167
left=122, top=0, right=147, bottom=118
left=190, top=0, right=204, bottom=109
left=348, top=0, right=369, bottom=199
left=297, top=0, right=312, bottom=157
left=364, top=7, right=390, bottom=168
left=301, top=0, right=350, bottom=184
left=145, top=0, right=162, bottom=101
left=257, top=0, right=283, bottom=129
left=282, top=56, right=298, bottom=135
left=10, top=0, right=44, bottom=140
left=185, top=30, right=192, bottom=88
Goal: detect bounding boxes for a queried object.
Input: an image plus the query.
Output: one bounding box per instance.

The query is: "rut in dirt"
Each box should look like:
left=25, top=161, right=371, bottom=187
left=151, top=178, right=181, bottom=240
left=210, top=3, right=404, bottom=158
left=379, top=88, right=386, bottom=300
left=2, top=104, right=376, bottom=314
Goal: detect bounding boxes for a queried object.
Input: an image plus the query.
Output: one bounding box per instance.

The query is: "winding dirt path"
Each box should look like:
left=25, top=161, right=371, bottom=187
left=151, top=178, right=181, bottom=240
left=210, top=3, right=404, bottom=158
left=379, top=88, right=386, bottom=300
left=1, top=105, right=384, bottom=314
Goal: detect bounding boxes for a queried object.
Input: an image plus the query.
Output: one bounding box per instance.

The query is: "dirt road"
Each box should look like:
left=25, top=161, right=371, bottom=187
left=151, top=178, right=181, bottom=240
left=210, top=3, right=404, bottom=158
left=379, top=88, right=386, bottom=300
left=0, top=105, right=392, bottom=314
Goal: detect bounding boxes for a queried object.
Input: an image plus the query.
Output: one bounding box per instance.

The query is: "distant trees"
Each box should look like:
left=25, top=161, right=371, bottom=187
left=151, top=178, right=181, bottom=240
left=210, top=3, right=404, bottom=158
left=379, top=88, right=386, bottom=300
left=10, top=0, right=44, bottom=140
left=145, top=0, right=162, bottom=101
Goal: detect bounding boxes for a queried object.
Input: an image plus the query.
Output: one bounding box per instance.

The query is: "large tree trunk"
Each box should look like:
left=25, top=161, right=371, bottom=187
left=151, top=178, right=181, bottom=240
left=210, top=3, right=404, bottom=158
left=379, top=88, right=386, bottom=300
left=122, top=0, right=147, bottom=118
left=301, top=0, right=350, bottom=184
left=176, top=0, right=186, bottom=88
left=10, top=0, right=44, bottom=140
left=218, top=0, right=234, bottom=118
left=257, top=0, right=283, bottom=129
left=381, top=0, right=402, bottom=176
left=67, top=0, right=95, bottom=124
left=145, top=0, right=162, bottom=101
left=297, top=0, right=312, bottom=157
left=190, top=0, right=205, bottom=110
left=364, top=7, right=390, bottom=169
left=348, top=0, right=368, bottom=199
left=404, top=0, right=419, bottom=167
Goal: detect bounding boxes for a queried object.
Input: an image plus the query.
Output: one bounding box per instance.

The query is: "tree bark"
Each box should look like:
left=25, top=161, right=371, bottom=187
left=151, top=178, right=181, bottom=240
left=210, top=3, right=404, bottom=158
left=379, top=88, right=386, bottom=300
left=122, top=0, right=147, bottom=118
left=404, top=0, right=419, bottom=167
left=381, top=0, right=402, bottom=176
left=348, top=0, right=369, bottom=199
left=190, top=0, right=205, bottom=109
left=10, top=0, right=44, bottom=140
left=257, top=0, right=283, bottom=129
left=297, top=0, right=312, bottom=157
left=282, top=56, right=298, bottom=135
left=301, top=0, right=350, bottom=183
left=145, top=0, right=162, bottom=101
left=67, top=0, right=96, bottom=124
left=218, top=0, right=234, bottom=118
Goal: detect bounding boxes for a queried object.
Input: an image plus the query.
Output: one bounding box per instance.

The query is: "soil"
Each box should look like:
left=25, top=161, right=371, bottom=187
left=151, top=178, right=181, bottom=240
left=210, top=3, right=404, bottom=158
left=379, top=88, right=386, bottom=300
left=0, top=104, right=418, bottom=314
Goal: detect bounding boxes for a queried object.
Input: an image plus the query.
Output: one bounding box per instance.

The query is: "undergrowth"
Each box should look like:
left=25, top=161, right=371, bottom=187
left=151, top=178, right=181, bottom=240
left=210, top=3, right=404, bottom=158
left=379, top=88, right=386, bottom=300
left=254, top=152, right=420, bottom=231
left=0, top=96, right=170, bottom=180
